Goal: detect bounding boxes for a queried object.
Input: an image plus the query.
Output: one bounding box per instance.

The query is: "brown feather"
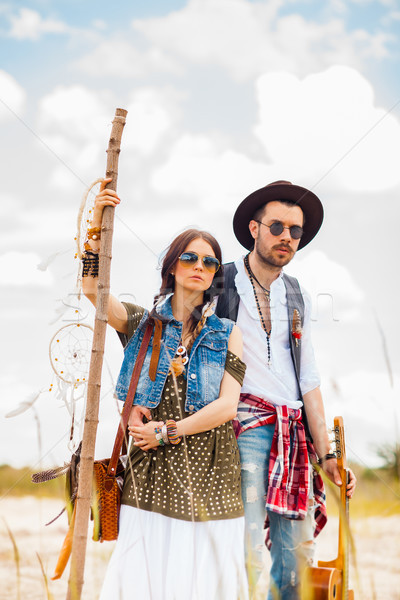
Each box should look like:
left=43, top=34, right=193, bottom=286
left=31, top=464, right=71, bottom=483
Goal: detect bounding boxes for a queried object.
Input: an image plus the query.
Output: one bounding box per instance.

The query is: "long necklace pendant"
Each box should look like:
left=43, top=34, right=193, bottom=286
left=266, top=334, right=271, bottom=368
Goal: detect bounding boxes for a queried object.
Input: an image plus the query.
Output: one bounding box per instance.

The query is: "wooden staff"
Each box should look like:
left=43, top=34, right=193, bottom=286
left=66, top=108, right=127, bottom=600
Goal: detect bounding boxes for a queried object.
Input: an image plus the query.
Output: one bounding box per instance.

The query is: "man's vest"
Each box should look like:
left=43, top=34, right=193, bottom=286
left=216, top=262, right=312, bottom=438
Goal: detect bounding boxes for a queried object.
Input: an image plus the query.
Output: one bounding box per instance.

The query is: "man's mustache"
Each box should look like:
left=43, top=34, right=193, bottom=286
left=273, top=243, right=293, bottom=252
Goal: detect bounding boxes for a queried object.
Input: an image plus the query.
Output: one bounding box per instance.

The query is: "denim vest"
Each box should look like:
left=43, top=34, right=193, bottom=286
left=115, top=296, right=234, bottom=413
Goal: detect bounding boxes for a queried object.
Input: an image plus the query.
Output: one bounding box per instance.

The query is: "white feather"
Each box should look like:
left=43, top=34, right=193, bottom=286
left=37, top=250, right=68, bottom=271
left=5, top=390, right=43, bottom=418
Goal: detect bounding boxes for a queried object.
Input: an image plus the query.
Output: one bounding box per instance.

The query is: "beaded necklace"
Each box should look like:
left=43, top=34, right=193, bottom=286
left=169, top=301, right=213, bottom=377
left=243, top=254, right=271, bottom=301
left=244, top=253, right=272, bottom=367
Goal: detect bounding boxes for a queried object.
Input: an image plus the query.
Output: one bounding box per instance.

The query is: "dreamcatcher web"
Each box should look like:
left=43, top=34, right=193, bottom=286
left=49, top=323, right=93, bottom=384
left=49, top=323, right=94, bottom=449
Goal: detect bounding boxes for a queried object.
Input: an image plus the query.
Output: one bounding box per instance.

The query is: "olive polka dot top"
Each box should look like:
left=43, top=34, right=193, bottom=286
left=120, top=303, right=246, bottom=522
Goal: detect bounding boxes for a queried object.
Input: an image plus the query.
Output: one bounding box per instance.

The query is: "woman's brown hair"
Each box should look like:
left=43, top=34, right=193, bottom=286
left=153, top=228, right=224, bottom=332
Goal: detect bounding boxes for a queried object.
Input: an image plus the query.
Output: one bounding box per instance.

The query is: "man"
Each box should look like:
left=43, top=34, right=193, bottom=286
left=215, top=180, right=356, bottom=599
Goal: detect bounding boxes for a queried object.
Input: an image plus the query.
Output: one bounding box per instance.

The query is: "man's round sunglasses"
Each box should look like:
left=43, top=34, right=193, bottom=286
left=255, top=220, right=303, bottom=240
left=178, top=252, right=220, bottom=273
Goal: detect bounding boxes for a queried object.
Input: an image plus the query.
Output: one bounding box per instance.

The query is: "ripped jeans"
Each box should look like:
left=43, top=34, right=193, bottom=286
left=237, top=424, right=315, bottom=600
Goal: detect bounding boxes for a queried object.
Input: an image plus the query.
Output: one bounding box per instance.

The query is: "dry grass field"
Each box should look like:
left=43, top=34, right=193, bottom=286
left=1, top=493, right=400, bottom=600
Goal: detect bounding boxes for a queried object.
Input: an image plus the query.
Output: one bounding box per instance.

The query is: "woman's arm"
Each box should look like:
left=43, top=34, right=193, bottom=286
left=130, top=325, right=243, bottom=450
left=82, top=178, right=129, bottom=334
left=176, top=325, right=243, bottom=436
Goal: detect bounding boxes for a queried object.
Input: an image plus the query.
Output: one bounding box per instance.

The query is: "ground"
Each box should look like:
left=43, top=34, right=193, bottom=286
left=0, top=496, right=399, bottom=599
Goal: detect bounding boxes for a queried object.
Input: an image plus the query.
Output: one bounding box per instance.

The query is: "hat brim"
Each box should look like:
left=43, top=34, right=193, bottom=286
left=233, top=182, right=324, bottom=250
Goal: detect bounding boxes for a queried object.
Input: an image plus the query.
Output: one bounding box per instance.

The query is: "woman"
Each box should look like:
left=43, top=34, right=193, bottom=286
left=82, top=180, right=248, bottom=600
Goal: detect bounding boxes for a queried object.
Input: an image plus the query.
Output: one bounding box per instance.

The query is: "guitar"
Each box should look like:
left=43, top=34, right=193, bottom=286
left=306, top=416, right=354, bottom=600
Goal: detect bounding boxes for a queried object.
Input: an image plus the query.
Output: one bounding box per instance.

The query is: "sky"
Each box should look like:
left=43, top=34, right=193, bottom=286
left=1, top=0, right=400, bottom=476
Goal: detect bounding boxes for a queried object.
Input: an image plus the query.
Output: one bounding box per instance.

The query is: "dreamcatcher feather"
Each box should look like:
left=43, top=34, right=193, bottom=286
left=32, top=442, right=82, bottom=526
left=75, top=177, right=104, bottom=298
left=5, top=390, right=45, bottom=418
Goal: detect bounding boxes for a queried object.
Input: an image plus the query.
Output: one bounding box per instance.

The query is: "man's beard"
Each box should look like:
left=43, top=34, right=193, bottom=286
left=254, top=239, right=294, bottom=268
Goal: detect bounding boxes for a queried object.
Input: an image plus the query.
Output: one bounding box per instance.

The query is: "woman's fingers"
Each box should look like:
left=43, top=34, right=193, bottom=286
left=96, top=191, right=120, bottom=204
left=91, top=178, right=120, bottom=223
left=96, top=180, right=120, bottom=204
left=99, top=177, right=113, bottom=191
left=133, top=439, right=157, bottom=451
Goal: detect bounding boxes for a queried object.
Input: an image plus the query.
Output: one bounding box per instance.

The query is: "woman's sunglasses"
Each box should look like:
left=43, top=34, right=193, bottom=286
left=178, top=252, right=220, bottom=274
left=255, top=220, right=303, bottom=240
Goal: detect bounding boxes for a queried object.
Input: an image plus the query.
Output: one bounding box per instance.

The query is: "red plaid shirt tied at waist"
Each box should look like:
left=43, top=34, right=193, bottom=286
left=234, top=393, right=327, bottom=548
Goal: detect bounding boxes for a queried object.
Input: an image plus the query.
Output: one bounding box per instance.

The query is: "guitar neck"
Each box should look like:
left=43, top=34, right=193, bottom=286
left=336, top=419, right=351, bottom=600
left=318, top=417, right=353, bottom=599
left=338, top=469, right=350, bottom=599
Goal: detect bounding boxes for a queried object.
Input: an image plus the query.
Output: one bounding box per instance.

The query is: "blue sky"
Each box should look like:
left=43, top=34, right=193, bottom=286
left=1, top=0, right=400, bottom=471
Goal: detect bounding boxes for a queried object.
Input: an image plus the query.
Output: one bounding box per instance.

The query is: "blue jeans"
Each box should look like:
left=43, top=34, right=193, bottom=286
left=237, top=425, right=315, bottom=600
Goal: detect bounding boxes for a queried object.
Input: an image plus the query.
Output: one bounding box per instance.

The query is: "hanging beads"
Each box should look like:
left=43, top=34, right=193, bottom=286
left=244, top=253, right=272, bottom=367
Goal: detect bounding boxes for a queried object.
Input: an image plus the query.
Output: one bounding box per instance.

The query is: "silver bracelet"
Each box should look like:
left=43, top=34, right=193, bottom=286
left=161, top=424, right=170, bottom=445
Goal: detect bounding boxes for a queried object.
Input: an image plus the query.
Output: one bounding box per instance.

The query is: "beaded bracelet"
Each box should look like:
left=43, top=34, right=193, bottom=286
left=165, top=419, right=182, bottom=445
left=317, top=452, right=336, bottom=465
left=154, top=426, right=165, bottom=446
left=155, top=433, right=165, bottom=446
left=82, top=251, right=99, bottom=278
left=87, top=226, right=101, bottom=241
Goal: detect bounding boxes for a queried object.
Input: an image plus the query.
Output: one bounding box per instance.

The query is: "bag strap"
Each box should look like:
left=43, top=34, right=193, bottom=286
left=106, top=320, right=154, bottom=480
left=149, top=317, right=162, bottom=381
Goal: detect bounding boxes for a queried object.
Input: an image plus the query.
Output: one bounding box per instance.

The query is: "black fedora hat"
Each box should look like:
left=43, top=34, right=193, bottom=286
left=233, top=180, right=324, bottom=250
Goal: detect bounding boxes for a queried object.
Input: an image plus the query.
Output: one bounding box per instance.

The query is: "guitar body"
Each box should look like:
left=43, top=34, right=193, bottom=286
left=306, top=566, right=341, bottom=599
left=306, top=417, right=355, bottom=600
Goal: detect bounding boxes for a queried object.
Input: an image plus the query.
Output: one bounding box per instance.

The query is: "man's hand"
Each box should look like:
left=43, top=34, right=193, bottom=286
left=322, top=458, right=357, bottom=498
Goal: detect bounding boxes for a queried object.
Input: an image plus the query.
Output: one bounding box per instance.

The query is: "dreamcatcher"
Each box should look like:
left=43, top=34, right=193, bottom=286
left=48, top=322, right=94, bottom=449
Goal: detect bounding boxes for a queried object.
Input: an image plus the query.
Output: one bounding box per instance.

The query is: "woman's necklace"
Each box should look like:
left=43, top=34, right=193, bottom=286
left=169, top=303, right=211, bottom=377
left=244, top=253, right=272, bottom=367
left=170, top=337, right=189, bottom=377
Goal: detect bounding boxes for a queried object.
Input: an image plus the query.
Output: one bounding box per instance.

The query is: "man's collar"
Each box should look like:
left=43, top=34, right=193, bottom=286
left=235, top=255, right=284, bottom=289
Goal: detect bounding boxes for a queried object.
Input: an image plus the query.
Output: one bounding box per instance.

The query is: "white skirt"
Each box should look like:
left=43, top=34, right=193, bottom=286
left=99, top=505, right=249, bottom=600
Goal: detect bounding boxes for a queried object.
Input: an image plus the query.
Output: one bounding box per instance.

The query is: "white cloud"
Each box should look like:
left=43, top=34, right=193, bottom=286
left=149, top=65, right=400, bottom=210
left=123, top=87, right=180, bottom=154
left=38, top=85, right=112, bottom=141
left=286, top=250, right=365, bottom=322
left=76, top=40, right=181, bottom=78
left=151, top=133, right=271, bottom=209
left=321, top=370, right=400, bottom=467
left=8, top=8, right=69, bottom=40
left=254, top=66, right=400, bottom=191
left=130, top=0, right=390, bottom=81
left=0, top=70, right=26, bottom=120
left=37, top=85, right=115, bottom=181
left=37, top=84, right=182, bottom=187
left=0, top=252, right=53, bottom=286
left=382, top=9, right=400, bottom=25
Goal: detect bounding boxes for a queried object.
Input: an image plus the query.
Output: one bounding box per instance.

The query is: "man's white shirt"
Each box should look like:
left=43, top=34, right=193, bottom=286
left=235, top=256, right=320, bottom=410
